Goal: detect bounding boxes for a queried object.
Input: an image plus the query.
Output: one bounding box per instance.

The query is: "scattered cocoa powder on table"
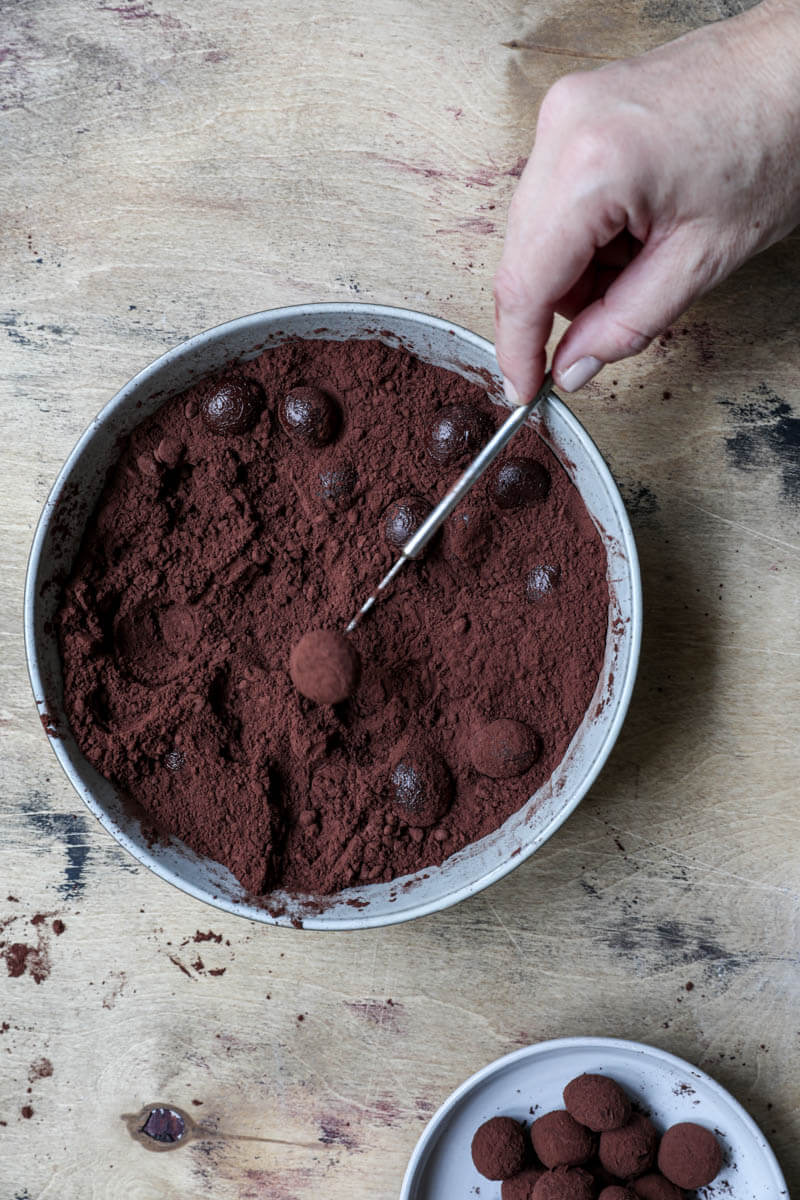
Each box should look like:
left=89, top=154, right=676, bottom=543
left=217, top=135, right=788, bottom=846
left=57, top=337, right=608, bottom=895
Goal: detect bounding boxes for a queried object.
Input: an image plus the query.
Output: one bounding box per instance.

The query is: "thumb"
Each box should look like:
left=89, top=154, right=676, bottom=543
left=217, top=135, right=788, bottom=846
left=552, top=232, right=711, bottom=392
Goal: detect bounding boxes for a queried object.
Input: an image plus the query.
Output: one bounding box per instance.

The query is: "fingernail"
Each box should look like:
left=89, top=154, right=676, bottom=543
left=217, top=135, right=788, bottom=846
left=503, top=376, right=522, bottom=406
left=556, top=356, right=603, bottom=393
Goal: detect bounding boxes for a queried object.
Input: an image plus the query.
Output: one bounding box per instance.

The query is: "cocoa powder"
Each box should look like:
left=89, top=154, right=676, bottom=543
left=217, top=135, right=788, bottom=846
left=57, top=337, right=608, bottom=895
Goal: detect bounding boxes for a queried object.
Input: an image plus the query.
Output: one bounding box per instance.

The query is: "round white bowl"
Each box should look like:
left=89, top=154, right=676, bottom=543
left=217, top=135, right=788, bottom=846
left=400, top=1037, right=788, bottom=1198
left=24, top=303, right=641, bottom=929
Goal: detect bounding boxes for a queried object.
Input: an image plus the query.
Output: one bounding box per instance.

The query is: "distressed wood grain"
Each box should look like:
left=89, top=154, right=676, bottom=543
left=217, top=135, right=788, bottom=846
left=1, top=1, right=798, bottom=1197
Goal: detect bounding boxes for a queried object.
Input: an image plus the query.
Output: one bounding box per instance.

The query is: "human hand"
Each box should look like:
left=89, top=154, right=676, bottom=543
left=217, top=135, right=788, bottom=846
left=494, top=0, right=800, bottom=401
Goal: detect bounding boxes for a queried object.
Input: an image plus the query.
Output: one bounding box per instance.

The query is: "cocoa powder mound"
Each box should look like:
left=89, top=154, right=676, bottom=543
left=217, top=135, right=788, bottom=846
left=57, top=337, right=609, bottom=895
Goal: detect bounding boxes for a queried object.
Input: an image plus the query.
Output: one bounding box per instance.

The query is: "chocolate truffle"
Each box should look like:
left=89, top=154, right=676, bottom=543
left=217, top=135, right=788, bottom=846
left=154, top=436, right=183, bottom=468
left=599, top=1114, right=658, bottom=1180
left=532, top=1167, right=595, bottom=1200
left=200, top=376, right=263, bottom=435
left=318, top=461, right=357, bottom=509
left=383, top=495, right=428, bottom=549
left=472, top=718, right=539, bottom=779
left=599, top=1189, right=637, bottom=1200
left=631, top=1173, right=684, bottom=1199
left=526, top=564, right=561, bottom=603
left=289, top=630, right=360, bottom=705
left=657, top=1123, right=722, bottom=1190
left=444, top=505, right=492, bottom=566
left=390, top=742, right=452, bottom=827
left=471, top=1116, right=528, bottom=1181
left=531, top=1111, right=594, bottom=1169
left=564, top=1074, right=632, bottom=1132
left=279, top=385, right=339, bottom=446
left=491, top=457, right=550, bottom=509
left=502, top=1166, right=546, bottom=1200
left=427, top=404, right=494, bottom=466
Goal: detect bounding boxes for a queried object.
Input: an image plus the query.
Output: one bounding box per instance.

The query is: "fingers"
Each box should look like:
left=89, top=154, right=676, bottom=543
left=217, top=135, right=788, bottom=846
left=494, top=188, right=605, bottom=405
left=552, top=231, right=716, bottom=391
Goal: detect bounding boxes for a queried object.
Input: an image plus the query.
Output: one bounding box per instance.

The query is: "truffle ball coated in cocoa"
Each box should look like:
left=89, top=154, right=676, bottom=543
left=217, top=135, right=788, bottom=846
left=657, top=1123, right=723, bottom=1189
left=200, top=376, right=263, bottom=435
left=471, top=1116, right=528, bottom=1180
left=532, top=1167, right=595, bottom=1200
left=501, top=1167, right=546, bottom=1200
left=491, top=457, right=550, bottom=509
left=279, top=386, right=340, bottom=447
left=318, top=461, right=357, bottom=509
left=444, top=505, right=492, bottom=566
left=526, top=564, right=561, bottom=603
left=389, top=742, right=452, bottom=827
left=564, top=1073, right=632, bottom=1132
left=599, top=1189, right=638, bottom=1200
left=289, top=630, right=361, bottom=705
left=383, top=495, right=428, bottom=549
left=531, top=1110, right=594, bottom=1169
left=631, top=1174, right=684, bottom=1200
left=599, top=1114, right=659, bottom=1180
left=427, top=404, right=494, bottom=466
left=472, top=718, right=539, bottom=780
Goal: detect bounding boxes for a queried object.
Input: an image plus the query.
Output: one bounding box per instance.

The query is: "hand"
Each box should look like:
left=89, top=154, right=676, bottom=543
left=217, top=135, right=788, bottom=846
left=494, top=0, right=800, bottom=401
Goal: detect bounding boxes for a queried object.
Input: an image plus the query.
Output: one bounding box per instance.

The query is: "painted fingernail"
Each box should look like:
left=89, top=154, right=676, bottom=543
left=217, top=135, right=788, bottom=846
left=503, top=376, right=522, bottom=406
left=556, top=356, right=603, bottom=393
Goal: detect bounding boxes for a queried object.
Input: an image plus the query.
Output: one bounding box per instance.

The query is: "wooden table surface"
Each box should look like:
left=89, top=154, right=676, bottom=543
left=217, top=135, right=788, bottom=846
left=2, top=1, right=799, bottom=1196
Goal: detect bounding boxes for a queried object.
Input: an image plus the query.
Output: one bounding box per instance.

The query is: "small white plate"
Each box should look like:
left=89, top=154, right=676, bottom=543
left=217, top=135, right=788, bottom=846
left=400, top=1037, right=788, bottom=1199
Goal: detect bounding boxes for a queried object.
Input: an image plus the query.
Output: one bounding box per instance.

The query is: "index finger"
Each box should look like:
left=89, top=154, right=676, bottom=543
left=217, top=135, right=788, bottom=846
left=493, top=170, right=612, bottom=404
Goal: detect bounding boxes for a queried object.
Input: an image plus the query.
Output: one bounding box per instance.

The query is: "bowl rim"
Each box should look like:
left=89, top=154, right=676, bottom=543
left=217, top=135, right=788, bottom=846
left=24, top=301, right=642, bottom=929
left=398, top=1035, right=789, bottom=1197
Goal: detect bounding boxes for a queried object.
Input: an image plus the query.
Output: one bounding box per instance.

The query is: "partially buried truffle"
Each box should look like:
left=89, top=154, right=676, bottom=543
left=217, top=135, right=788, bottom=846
left=200, top=376, right=263, bottom=435
left=599, top=1114, right=658, bottom=1180
left=471, top=1116, right=528, bottom=1180
left=532, top=1167, right=595, bottom=1200
left=564, top=1074, right=631, bottom=1132
left=289, top=630, right=360, bottom=705
left=318, top=460, right=357, bottom=509
left=657, top=1122, right=722, bottom=1190
left=383, top=495, right=428, bottom=549
left=491, top=457, right=550, bottom=509
left=444, top=505, right=492, bottom=566
left=599, top=1189, right=637, bottom=1200
left=531, top=1111, right=594, bottom=1169
left=279, top=385, right=339, bottom=446
left=472, top=718, right=539, bottom=779
left=389, top=741, right=452, bottom=827
left=631, top=1173, right=684, bottom=1200
left=502, top=1166, right=546, bottom=1199
left=427, top=404, right=494, bottom=466
left=526, top=564, right=560, bottom=603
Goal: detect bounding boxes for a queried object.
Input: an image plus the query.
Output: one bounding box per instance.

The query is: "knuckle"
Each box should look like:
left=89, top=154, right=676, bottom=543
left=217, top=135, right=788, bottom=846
left=563, top=125, right=616, bottom=178
left=538, top=71, right=593, bottom=130
left=493, top=264, right=529, bottom=312
left=608, top=316, right=652, bottom=357
left=539, top=74, right=623, bottom=182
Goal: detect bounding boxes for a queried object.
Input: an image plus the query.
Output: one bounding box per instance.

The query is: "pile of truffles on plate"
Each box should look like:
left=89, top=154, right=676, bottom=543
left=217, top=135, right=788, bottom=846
left=470, top=1073, right=724, bottom=1199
